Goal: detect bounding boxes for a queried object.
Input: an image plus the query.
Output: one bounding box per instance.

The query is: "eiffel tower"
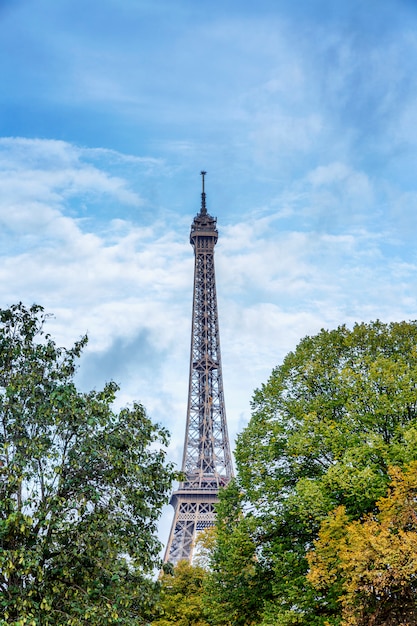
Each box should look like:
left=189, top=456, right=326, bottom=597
left=164, top=172, right=233, bottom=565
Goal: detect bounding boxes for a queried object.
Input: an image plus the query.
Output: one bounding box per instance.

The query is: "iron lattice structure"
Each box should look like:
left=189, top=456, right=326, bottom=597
left=164, top=172, right=233, bottom=565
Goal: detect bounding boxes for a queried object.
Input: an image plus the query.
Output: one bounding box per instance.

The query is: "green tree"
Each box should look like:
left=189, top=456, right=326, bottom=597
left=308, top=462, right=417, bottom=626
left=0, top=303, right=176, bottom=625
left=203, top=480, right=273, bottom=626
left=153, top=560, right=210, bottom=626
left=229, top=321, right=417, bottom=625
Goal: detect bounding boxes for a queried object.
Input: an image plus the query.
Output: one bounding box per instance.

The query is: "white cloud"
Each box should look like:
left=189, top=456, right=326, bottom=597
left=2, top=138, right=415, bottom=458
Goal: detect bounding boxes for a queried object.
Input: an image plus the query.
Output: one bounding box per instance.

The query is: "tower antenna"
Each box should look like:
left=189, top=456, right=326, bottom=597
left=201, top=170, right=207, bottom=214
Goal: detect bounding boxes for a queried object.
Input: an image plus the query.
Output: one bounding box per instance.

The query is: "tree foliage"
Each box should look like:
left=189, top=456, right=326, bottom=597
left=203, top=480, right=273, bottom=626
left=0, top=303, right=176, bottom=625
left=153, top=560, right=210, bottom=626
left=211, top=321, right=417, bottom=625
left=308, top=462, right=417, bottom=626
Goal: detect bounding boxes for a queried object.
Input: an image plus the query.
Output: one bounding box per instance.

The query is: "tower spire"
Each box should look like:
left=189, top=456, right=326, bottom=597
left=200, top=170, right=207, bottom=214
left=164, top=174, right=233, bottom=565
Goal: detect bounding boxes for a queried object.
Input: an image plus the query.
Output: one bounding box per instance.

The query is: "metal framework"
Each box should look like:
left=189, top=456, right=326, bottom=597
left=164, top=172, right=233, bottom=565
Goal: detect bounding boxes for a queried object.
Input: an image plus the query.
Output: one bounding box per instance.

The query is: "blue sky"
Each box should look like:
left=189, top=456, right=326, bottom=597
left=2, top=0, right=417, bottom=545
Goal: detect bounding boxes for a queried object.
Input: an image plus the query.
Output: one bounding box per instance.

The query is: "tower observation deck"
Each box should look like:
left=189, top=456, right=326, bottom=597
left=164, top=172, right=233, bottom=565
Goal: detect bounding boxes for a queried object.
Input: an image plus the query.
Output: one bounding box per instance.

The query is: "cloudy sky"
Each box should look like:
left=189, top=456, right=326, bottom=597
left=2, top=0, right=417, bottom=546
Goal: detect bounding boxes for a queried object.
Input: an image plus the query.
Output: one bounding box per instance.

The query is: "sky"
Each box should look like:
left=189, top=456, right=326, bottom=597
left=2, top=0, right=417, bottom=548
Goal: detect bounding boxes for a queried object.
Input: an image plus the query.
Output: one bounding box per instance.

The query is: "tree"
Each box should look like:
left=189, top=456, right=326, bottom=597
left=308, top=462, right=417, bottom=626
left=193, top=526, right=217, bottom=571
left=0, top=303, right=176, bottom=625
left=228, top=321, right=417, bottom=625
left=203, top=480, right=273, bottom=626
left=153, top=560, right=210, bottom=626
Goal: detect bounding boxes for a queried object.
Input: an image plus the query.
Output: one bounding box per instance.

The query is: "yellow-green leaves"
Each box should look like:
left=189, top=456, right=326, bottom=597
left=153, top=561, right=210, bottom=626
left=308, top=463, right=417, bottom=625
